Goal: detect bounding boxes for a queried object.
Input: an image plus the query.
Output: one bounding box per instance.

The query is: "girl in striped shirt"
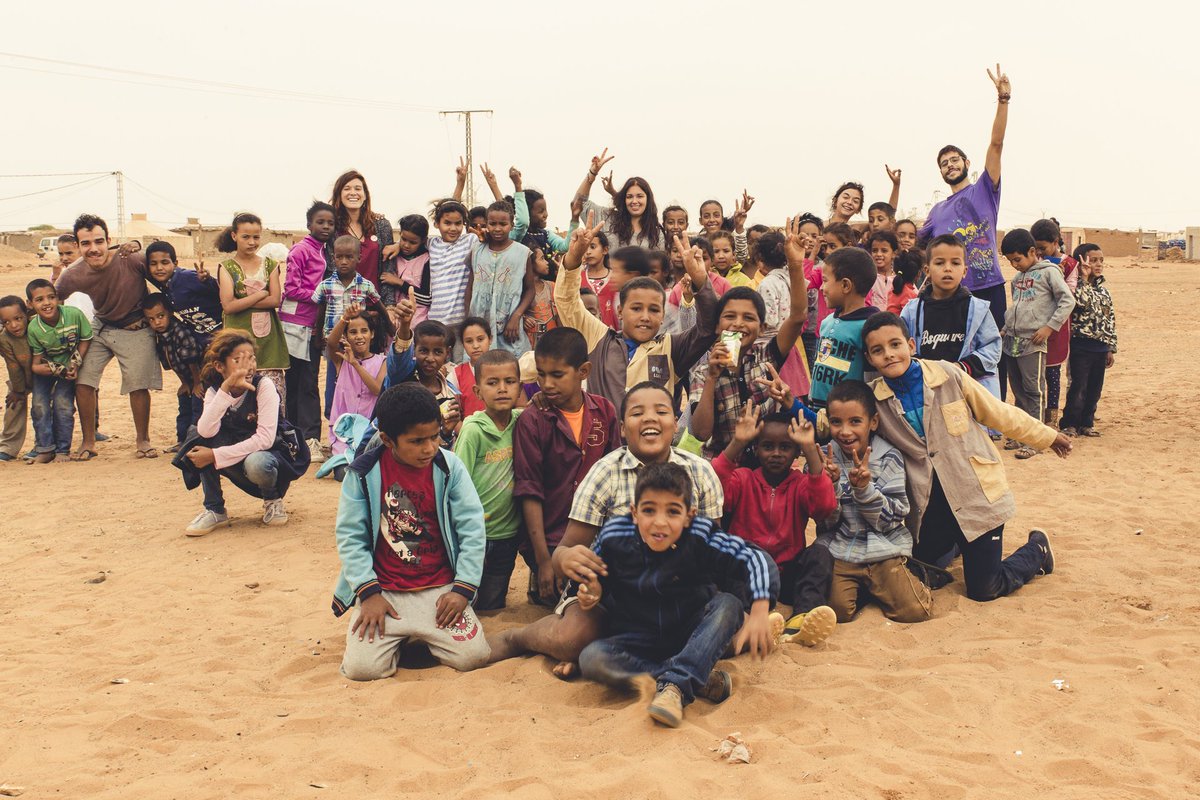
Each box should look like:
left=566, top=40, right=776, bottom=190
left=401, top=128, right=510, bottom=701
left=427, top=200, right=473, bottom=328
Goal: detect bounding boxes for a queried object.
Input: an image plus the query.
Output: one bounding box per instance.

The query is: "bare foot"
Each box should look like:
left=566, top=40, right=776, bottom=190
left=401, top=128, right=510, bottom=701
left=30, top=452, right=55, bottom=464
left=551, top=661, right=579, bottom=681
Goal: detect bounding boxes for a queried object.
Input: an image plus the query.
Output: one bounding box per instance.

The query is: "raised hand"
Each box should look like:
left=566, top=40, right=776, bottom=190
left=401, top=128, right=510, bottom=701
left=788, top=417, right=816, bottom=448
left=740, top=188, right=756, bottom=215
left=342, top=301, right=362, bottom=322
left=600, top=171, right=616, bottom=199
left=480, top=162, right=498, bottom=186
left=455, top=156, right=468, bottom=183
left=707, top=339, right=734, bottom=376
left=848, top=446, right=872, bottom=489
left=732, top=402, right=763, bottom=446
left=193, top=260, right=210, bottom=281
left=589, top=147, right=615, bottom=176
left=341, top=338, right=359, bottom=365
left=570, top=195, right=583, bottom=222
left=783, top=216, right=807, bottom=265
left=753, top=362, right=795, bottom=409
left=509, top=166, right=522, bottom=190
left=823, top=444, right=842, bottom=484
left=221, top=363, right=255, bottom=394
left=674, top=234, right=708, bottom=291
left=988, top=63, right=1011, bottom=98
left=396, top=287, right=416, bottom=326
left=886, top=164, right=902, bottom=186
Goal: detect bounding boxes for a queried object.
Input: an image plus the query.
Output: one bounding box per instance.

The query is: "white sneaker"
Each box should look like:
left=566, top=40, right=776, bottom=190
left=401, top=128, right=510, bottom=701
left=186, top=509, right=229, bottom=536
left=262, top=499, right=289, bottom=526
left=307, top=438, right=325, bottom=462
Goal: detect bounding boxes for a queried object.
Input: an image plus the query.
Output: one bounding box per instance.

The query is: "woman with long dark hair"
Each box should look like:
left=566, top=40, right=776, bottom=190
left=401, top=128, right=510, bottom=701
left=573, top=149, right=664, bottom=250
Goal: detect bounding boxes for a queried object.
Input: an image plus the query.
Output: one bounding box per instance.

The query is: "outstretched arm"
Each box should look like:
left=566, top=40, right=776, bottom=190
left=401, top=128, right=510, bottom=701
left=985, top=64, right=1011, bottom=186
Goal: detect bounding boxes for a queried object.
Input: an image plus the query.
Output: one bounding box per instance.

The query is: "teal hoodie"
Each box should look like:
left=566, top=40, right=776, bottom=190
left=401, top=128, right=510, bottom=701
left=331, top=414, right=486, bottom=616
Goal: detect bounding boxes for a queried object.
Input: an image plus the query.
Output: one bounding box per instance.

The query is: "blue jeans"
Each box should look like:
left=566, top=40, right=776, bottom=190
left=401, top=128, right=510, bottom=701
left=199, top=451, right=282, bottom=513
left=579, top=592, right=743, bottom=704
left=30, top=374, right=75, bottom=454
left=323, top=352, right=338, bottom=418
left=176, top=393, right=204, bottom=445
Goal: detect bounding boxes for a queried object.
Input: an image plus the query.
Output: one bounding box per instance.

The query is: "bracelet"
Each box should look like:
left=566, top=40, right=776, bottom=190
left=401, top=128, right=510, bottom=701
left=998, top=93, right=1012, bottom=103
left=588, top=170, right=598, bottom=177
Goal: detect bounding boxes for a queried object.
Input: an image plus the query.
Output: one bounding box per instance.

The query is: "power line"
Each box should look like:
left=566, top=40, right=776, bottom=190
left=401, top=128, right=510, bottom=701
left=0, top=52, right=440, bottom=113
left=0, top=171, right=110, bottom=179
left=0, top=175, right=109, bottom=202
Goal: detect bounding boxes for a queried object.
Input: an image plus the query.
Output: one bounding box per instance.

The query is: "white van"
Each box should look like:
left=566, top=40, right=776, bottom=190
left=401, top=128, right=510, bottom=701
left=37, top=236, right=58, bottom=263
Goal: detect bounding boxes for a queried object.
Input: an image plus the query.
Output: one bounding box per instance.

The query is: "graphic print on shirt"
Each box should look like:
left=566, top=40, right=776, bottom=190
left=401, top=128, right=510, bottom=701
left=382, top=483, right=436, bottom=564
left=1010, top=273, right=1038, bottom=302
left=945, top=218, right=996, bottom=286
left=812, top=336, right=855, bottom=385
left=920, top=330, right=966, bottom=351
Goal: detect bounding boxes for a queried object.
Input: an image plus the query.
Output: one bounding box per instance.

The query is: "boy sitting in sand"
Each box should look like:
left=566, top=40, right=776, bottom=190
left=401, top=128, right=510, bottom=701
left=333, top=383, right=491, bottom=680
left=576, top=463, right=777, bottom=728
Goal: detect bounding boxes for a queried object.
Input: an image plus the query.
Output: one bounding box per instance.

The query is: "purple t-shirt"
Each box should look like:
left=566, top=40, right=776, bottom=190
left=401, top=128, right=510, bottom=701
left=919, top=170, right=1003, bottom=292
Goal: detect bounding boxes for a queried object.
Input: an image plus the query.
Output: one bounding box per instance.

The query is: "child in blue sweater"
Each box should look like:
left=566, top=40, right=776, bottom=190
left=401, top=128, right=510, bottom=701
left=810, top=247, right=879, bottom=407
left=333, top=383, right=490, bottom=680
left=576, top=463, right=778, bottom=728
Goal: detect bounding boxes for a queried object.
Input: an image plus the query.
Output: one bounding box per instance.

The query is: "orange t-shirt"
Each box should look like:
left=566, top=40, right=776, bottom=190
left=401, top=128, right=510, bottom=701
left=561, top=406, right=585, bottom=445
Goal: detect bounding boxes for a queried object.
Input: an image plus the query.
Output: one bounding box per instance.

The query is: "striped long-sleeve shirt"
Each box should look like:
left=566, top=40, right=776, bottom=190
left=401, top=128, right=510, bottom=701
left=817, top=435, right=912, bottom=564
left=591, top=514, right=778, bottom=636
left=427, top=235, right=474, bottom=327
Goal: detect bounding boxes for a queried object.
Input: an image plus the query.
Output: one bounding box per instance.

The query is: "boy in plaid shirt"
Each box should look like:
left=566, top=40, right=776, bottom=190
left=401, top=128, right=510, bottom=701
left=313, top=235, right=381, bottom=338
left=142, top=293, right=204, bottom=437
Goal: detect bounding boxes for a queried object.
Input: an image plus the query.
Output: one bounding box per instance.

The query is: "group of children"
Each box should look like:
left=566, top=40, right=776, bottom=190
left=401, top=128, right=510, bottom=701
left=1, top=149, right=1120, bottom=729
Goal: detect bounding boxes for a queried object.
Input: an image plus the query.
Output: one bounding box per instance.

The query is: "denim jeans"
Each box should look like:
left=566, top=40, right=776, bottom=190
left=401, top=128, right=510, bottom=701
left=30, top=374, right=75, bottom=454
left=323, top=352, right=338, bottom=418
left=475, top=536, right=520, bottom=611
left=914, top=472, right=1043, bottom=602
left=199, top=451, right=282, bottom=513
left=176, top=393, right=204, bottom=445
left=579, top=592, right=743, bottom=704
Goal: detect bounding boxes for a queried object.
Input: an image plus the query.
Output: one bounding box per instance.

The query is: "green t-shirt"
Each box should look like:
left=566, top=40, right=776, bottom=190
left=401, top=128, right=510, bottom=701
left=453, top=408, right=521, bottom=540
left=26, top=305, right=93, bottom=367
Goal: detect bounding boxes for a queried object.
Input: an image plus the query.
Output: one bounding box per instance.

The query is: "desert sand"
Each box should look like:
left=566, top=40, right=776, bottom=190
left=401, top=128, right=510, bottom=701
left=1, top=253, right=1198, bottom=800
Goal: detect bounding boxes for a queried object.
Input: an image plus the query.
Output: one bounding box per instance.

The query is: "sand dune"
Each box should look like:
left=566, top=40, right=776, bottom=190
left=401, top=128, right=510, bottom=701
left=1, top=256, right=1198, bottom=799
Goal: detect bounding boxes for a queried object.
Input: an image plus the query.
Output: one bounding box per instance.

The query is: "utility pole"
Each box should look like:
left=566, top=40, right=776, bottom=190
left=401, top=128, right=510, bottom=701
left=439, top=109, right=493, bottom=206
left=113, top=170, right=126, bottom=239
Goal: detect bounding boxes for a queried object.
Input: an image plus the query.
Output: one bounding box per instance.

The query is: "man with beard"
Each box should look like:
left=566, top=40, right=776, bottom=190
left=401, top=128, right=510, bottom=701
left=919, top=65, right=1012, bottom=389
left=55, top=214, right=160, bottom=460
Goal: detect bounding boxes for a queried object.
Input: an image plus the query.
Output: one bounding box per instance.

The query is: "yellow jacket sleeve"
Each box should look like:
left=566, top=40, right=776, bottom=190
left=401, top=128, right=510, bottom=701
left=960, top=372, right=1059, bottom=450
left=554, top=265, right=609, bottom=351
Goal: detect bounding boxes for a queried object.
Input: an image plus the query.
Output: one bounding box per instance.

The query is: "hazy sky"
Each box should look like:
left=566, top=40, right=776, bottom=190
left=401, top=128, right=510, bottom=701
left=2, top=1, right=1196, bottom=235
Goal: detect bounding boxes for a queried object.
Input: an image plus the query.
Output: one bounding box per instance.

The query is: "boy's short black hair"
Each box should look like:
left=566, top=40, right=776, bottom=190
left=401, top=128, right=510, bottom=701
left=866, top=230, right=899, bottom=251
left=824, top=221, right=857, bottom=246
left=141, top=292, right=171, bottom=312
left=689, top=235, right=714, bottom=259
left=927, top=233, right=965, bottom=254
left=414, top=319, right=455, bottom=349
left=473, top=348, right=519, bottom=382
left=460, top=316, right=491, bottom=340
left=25, top=278, right=54, bottom=299
left=937, top=145, right=968, bottom=164
left=619, top=276, right=666, bottom=306
left=868, top=201, right=896, bottom=218
left=333, top=233, right=361, bottom=254
left=646, top=249, right=670, bottom=271
left=715, top=286, right=766, bottom=323
left=0, top=295, right=28, bottom=315
left=534, top=326, right=588, bottom=368
left=306, top=200, right=336, bottom=226
left=1001, top=229, right=1037, bottom=256
left=825, top=247, right=876, bottom=296
left=144, top=240, right=178, bottom=264
left=73, top=213, right=108, bottom=239
left=760, top=411, right=795, bottom=430
left=56, top=233, right=77, bottom=245
left=747, top=223, right=771, bottom=235
left=1030, top=218, right=1061, bottom=245
left=1072, top=243, right=1100, bottom=263
left=634, top=462, right=693, bottom=508
left=611, top=246, right=651, bottom=277
left=468, top=205, right=487, bottom=222
left=827, top=379, right=878, bottom=418
left=486, top=199, right=515, bottom=220
left=620, top=380, right=673, bottom=418
left=376, top=384, right=441, bottom=438
left=861, top=310, right=911, bottom=342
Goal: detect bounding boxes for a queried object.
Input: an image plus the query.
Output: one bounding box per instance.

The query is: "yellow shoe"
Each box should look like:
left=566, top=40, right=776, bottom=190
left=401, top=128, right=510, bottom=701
left=781, top=605, right=837, bottom=647
left=648, top=684, right=684, bottom=728
left=768, top=611, right=787, bottom=644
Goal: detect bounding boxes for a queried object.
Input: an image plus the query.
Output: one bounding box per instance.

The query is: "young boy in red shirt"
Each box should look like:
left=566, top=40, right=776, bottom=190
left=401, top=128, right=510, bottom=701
left=713, top=405, right=838, bottom=646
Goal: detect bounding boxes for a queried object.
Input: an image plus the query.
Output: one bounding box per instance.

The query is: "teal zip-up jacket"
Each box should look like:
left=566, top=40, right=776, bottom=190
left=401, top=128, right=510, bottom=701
left=331, top=414, right=486, bottom=616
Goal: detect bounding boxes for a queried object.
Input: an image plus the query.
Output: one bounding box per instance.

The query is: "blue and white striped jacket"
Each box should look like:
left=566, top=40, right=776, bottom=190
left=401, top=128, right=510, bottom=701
left=817, top=434, right=912, bottom=564
left=591, top=514, right=779, bottom=636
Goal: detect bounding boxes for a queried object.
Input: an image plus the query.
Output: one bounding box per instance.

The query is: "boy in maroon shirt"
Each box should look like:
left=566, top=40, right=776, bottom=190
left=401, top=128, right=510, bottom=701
left=513, top=327, right=619, bottom=605
left=714, top=405, right=838, bottom=646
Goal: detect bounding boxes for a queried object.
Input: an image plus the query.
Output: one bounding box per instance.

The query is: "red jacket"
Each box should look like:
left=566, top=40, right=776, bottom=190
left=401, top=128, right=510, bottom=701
left=712, top=453, right=837, bottom=565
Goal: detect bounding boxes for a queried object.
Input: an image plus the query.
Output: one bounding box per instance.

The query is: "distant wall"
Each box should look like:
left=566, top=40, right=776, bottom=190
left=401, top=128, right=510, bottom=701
left=1061, top=228, right=1142, bottom=258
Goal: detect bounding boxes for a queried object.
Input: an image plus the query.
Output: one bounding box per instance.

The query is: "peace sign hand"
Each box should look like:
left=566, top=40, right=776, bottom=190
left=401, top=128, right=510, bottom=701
left=823, top=444, right=841, bottom=483
left=589, top=147, right=615, bottom=176
left=783, top=216, right=807, bottom=265
left=480, top=162, right=498, bottom=185
left=788, top=417, right=816, bottom=448
left=885, top=164, right=902, bottom=186
left=566, top=211, right=604, bottom=265
left=987, top=63, right=1011, bottom=98
left=193, top=260, right=210, bottom=281
left=848, top=446, right=872, bottom=489
left=674, top=234, right=708, bottom=292
left=600, top=171, right=617, bottom=199
left=455, top=156, right=468, bottom=183
left=753, top=361, right=794, bottom=409
left=732, top=402, right=763, bottom=447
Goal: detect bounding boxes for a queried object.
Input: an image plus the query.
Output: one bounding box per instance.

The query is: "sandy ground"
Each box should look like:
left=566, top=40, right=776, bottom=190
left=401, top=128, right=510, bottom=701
left=1, top=254, right=1198, bottom=799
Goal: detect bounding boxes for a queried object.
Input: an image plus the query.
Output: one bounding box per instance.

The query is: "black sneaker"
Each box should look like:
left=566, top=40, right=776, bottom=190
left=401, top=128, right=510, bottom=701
left=906, top=558, right=955, bottom=590
left=1028, top=529, right=1054, bottom=575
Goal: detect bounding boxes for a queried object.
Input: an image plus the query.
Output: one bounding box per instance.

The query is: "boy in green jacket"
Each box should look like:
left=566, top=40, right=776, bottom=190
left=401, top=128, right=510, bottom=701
left=454, top=350, right=523, bottom=610
left=861, top=312, right=1072, bottom=602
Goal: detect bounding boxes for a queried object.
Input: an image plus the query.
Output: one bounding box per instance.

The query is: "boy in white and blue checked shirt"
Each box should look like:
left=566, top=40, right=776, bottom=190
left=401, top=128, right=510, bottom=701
left=312, top=235, right=381, bottom=338
left=816, top=379, right=932, bottom=625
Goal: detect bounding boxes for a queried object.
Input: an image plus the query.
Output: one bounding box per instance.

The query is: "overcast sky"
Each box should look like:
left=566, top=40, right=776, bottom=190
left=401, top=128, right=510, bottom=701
left=2, top=1, right=1196, bottom=235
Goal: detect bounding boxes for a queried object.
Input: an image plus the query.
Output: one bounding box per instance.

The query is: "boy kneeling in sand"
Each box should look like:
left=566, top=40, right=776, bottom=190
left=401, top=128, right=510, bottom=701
left=332, top=383, right=491, bottom=680
left=576, top=463, right=778, bottom=728
left=860, top=313, right=1071, bottom=602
